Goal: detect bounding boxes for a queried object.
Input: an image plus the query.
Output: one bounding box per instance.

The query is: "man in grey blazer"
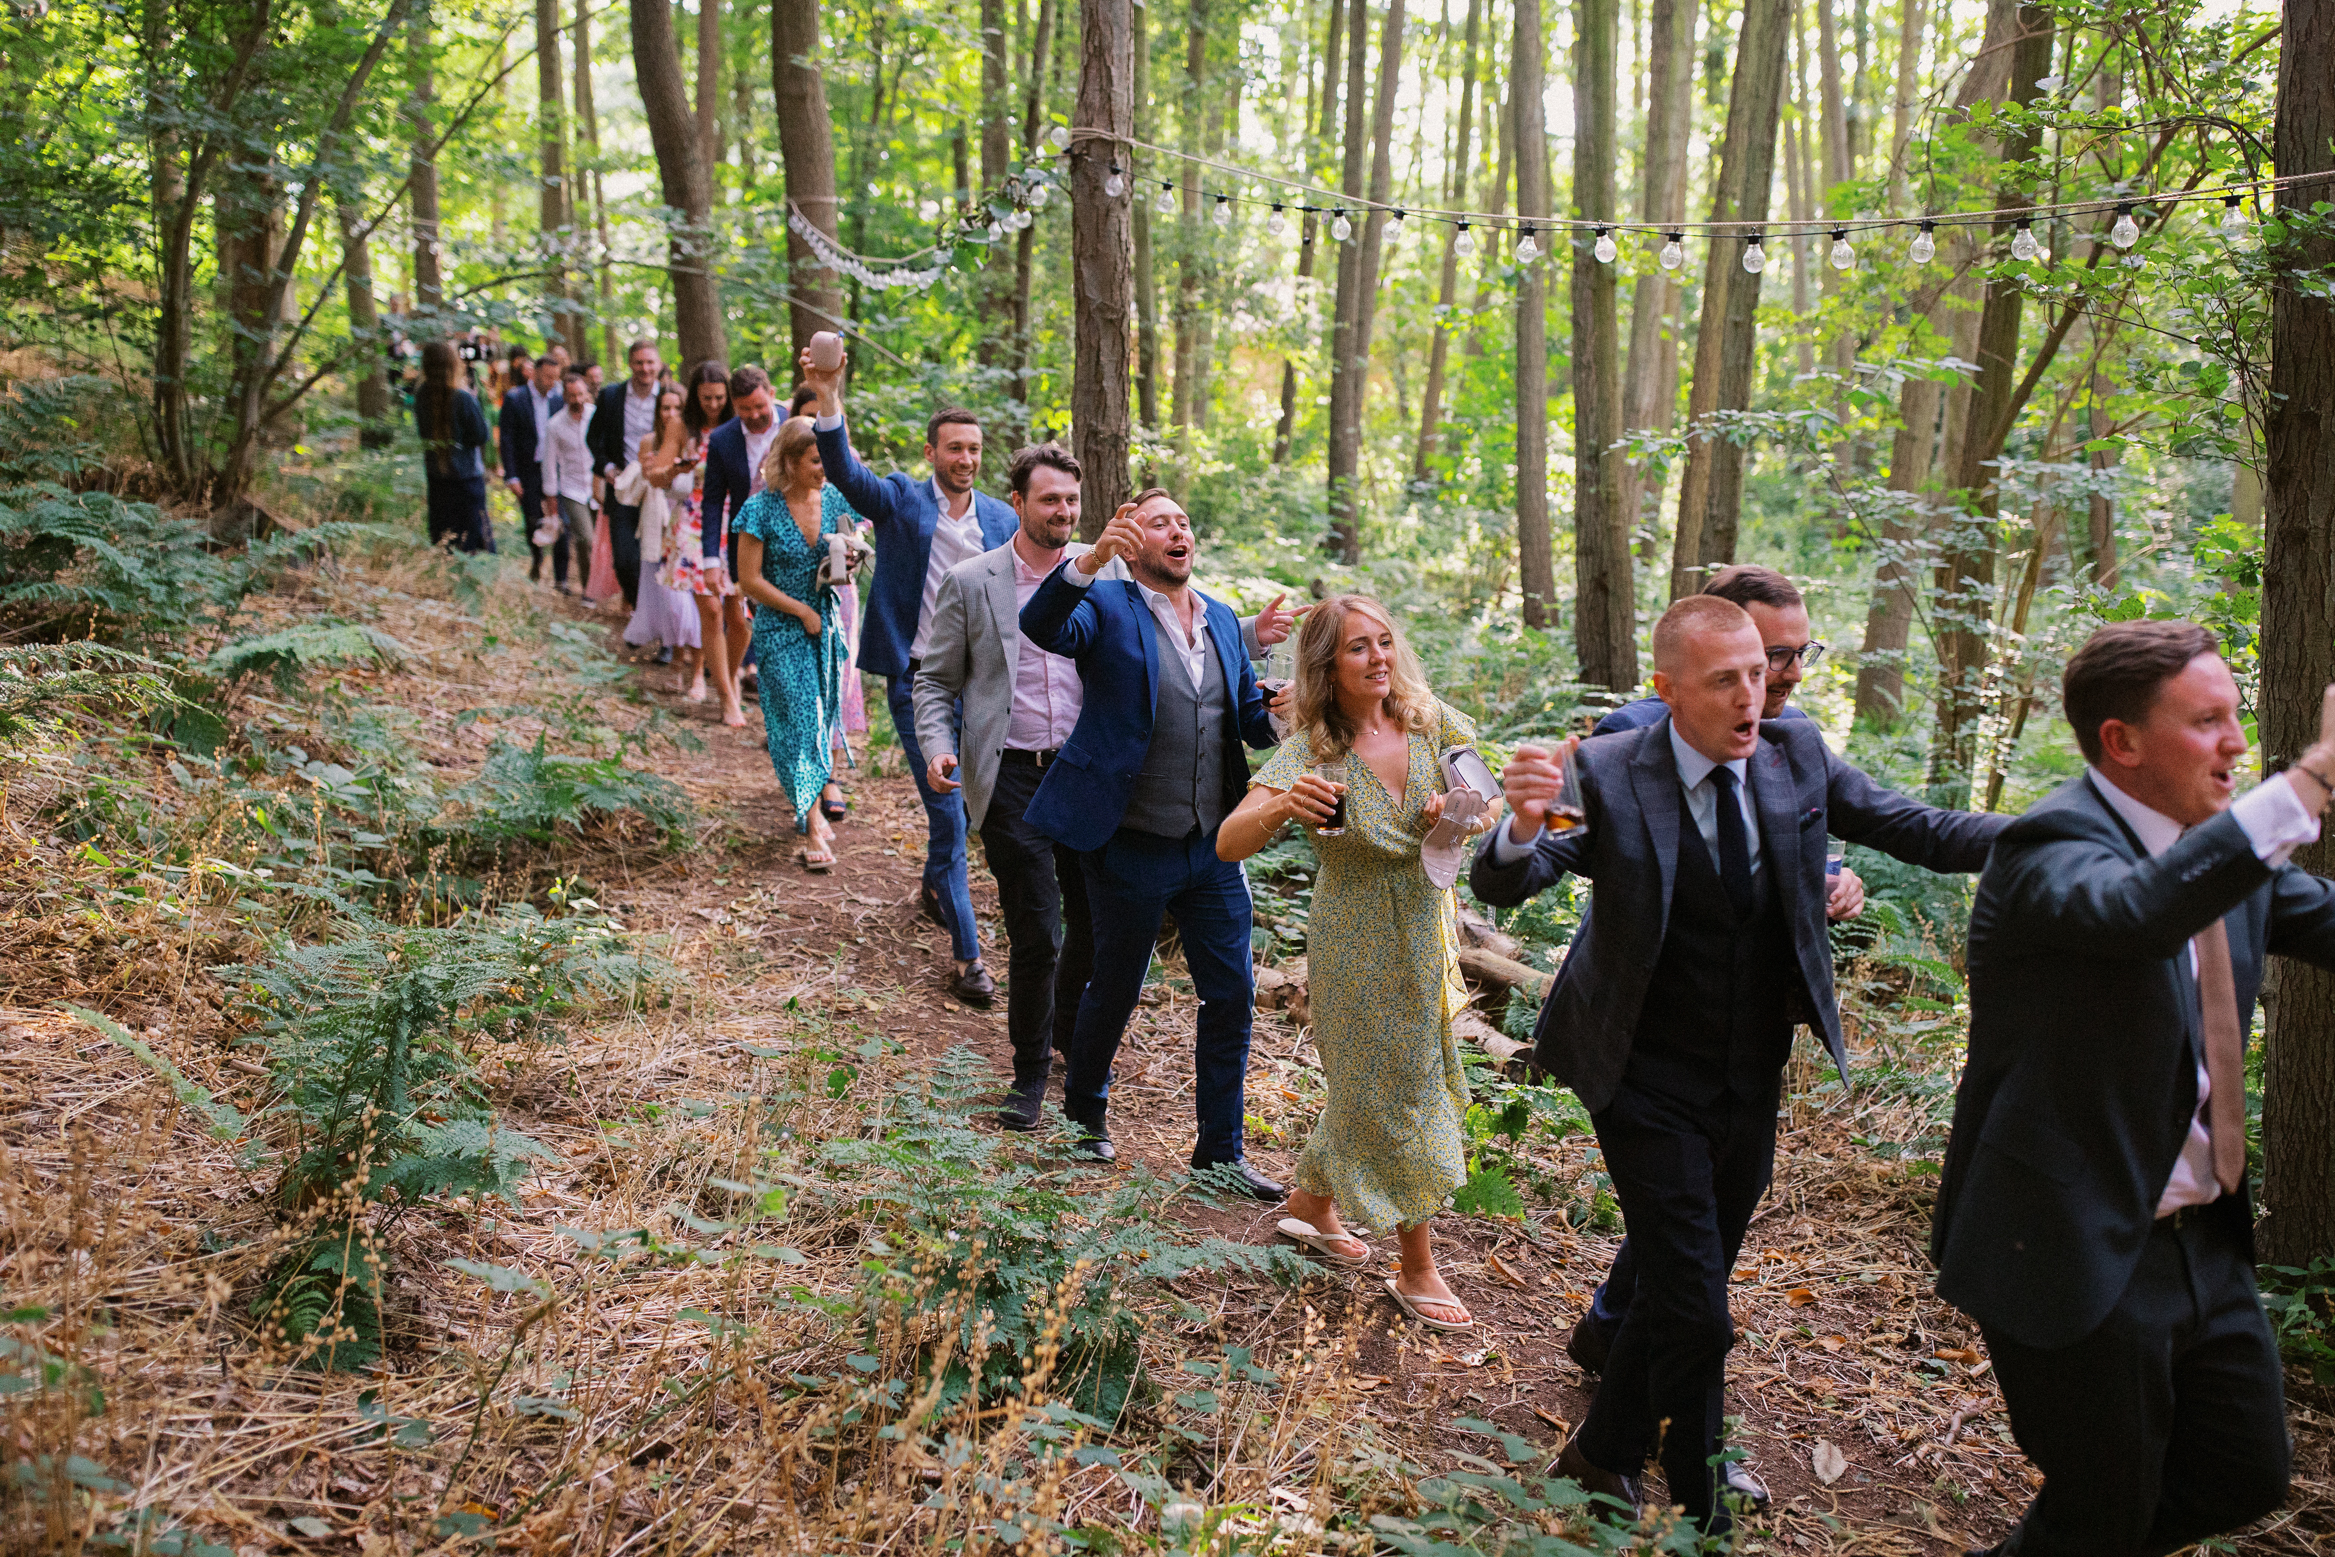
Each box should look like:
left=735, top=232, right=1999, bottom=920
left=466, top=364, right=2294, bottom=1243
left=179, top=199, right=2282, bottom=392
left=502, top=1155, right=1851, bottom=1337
left=913, top=444, right=1294, bottom=1128
left=1937, top=621, right=2335, bottom=1557
left=1472, top=595, right=2006, bottom=1534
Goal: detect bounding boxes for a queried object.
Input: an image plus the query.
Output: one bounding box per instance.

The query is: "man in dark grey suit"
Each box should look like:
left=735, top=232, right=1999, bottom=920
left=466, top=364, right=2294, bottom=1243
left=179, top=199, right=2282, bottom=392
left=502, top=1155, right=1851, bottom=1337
left=1472, top=595, right=2005, bottom=1533
left=1936, top=620, right=2335, bottom=1557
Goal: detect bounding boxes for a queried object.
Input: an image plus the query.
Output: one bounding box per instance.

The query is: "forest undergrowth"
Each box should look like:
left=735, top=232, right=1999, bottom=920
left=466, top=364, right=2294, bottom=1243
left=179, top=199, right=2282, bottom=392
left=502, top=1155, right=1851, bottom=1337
left=1, top=449, right=2331, bottom=1556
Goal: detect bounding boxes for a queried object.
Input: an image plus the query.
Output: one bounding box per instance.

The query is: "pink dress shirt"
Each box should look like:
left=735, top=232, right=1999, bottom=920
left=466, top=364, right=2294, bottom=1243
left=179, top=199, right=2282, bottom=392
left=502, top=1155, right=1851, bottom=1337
left=1007, top=542, right=1084, bottom=752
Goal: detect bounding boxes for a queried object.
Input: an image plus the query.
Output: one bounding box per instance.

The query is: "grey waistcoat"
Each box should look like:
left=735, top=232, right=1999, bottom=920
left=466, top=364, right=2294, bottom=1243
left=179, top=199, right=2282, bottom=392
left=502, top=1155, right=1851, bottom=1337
left=1121, top=628, right=1230, bottom=839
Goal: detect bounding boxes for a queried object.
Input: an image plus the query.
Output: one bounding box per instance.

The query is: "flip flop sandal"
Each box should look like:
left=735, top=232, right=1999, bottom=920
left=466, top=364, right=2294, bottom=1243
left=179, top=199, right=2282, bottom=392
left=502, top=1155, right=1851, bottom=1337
left=1277, top=1217, right=1372, bottom=1268
left=799, top=844, right=835, bottom=874
left=1383, top=1278, right=1474, bottom=1332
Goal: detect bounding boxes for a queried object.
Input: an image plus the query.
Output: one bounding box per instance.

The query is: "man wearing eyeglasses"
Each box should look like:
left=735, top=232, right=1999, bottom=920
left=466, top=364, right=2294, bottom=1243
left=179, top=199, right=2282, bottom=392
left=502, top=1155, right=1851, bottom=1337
left=1559, top=563, right=1994, bottom=1513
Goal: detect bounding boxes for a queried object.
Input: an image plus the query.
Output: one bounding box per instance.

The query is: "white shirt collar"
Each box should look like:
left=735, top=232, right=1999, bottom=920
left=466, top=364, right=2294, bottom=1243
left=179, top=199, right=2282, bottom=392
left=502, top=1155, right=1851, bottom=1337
left=2088, top=767, right=2184, bottom=857
left=931, top=476, right=975, bottom=524
left=1669, top=720, right=1748, bottom=791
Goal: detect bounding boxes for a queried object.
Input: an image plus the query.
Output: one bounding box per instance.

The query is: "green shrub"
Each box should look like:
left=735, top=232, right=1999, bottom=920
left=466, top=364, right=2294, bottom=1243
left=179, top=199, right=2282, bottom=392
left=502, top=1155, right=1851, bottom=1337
left=449, top=735, right=692, bottom=849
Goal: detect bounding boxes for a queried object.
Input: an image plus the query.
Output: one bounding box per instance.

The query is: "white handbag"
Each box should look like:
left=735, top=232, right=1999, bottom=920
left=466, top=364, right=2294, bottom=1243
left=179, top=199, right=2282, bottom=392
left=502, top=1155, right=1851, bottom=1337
left=1420, top=746, right=1502, bottom=889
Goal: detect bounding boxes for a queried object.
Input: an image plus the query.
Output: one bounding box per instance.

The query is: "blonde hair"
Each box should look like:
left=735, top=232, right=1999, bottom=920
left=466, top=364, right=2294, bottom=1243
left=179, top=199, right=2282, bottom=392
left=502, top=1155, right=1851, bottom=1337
left=1290, top=593, right=1436, bottom=762
left=763, top=415, right=820, bottom=492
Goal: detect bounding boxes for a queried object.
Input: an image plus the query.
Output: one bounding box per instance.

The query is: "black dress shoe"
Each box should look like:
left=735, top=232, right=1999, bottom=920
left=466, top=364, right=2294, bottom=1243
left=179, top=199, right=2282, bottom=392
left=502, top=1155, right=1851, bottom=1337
left=1199, top=1160, right=1284, bottom=1201
left=1550, top=1435, right=1641, bottom=1518
left=1072, top=1129, right=1116, bottom=1162
left=1565, top=1312, right=1613, bottom=1375
left=949, top=962, right=996, bottom=1009
left=998, top=1074, right=1047, bottom=1132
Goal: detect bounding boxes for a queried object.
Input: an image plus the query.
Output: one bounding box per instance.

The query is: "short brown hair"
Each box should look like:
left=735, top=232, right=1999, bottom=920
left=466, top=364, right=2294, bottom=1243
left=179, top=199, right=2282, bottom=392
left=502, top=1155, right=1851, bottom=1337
left=2062, top=620, right=2221, bottom=763
left=926, top=407, right=982, bottom=446
left=1704, top=564, right=1802, bottom=611
left=728, top=364, right=773, bottom=403
left=1007, top=442, right=1081, bottom=496
left=627, top=336, right=659, bottom=362
left=1652, top=594, right=1755, bottom=672
left=788, top=384, right=819, bottom=417
left=1129, top=485, right=1177, bottom=511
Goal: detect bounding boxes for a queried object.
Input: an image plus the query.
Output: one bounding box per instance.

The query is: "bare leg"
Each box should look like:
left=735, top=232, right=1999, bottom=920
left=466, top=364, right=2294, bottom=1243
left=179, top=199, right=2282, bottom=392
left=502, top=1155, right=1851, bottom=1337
left=1284, top=1188, right=1369, bottom=1260
left=721, top=598, right=751, bottom=726
left=677, top=645, right=703, bottom=698
left=1394, top=1221, right=1469, bottom=1325
left=694, top=596, right=725, bottom=708
left=804, top=808, right=837, bottom=866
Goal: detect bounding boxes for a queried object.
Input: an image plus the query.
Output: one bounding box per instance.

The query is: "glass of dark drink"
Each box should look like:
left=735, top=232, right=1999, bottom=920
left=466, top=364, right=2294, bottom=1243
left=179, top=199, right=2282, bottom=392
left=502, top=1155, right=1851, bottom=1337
left=1312, top=758, right=1349, bottom=837
left=1545, top=744, right=1588, bottom=833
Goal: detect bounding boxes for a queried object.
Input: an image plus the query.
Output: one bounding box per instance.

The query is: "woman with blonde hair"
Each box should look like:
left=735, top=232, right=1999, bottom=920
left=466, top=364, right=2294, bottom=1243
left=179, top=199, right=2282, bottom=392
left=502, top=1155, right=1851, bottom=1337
left=732, top=417, right=854, bottom=870
left=1218, top=594, right=1493, bottom=1331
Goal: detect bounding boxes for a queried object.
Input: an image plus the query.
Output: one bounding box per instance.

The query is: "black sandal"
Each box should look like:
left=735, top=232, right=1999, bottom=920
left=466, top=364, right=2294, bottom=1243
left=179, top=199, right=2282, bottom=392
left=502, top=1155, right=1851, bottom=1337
left=821, top=785, right=849, bottom=822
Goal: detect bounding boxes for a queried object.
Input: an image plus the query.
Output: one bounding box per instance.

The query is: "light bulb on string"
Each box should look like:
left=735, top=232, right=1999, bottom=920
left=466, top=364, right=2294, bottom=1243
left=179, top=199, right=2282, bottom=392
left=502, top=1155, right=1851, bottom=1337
left=1909, top=220, right=1937, bottom=264
left=1454, top=222, right=1477, bottom=258
left=1515, top=227, right=1540, bottom=263
left=2221, top=195, right=2249, bottom=238
left=1385, top=208, right=1406, bottom=243
left=1593, top=226, right=1617, bottom=263
left=1027, top=179, right=1050, bottom=208
left=986, top=220, right=1003, bottom=243
left=1741, top=235, right=1766, bottom=274
left=1212, top=196, right=1233, bottom=228
left=1048, top=125, right=1072, bottom=151
left=2008, top=219, right=2040, bottom=261
left=1829, top=229, right=1855, bottom=270
left=1156, top=182, right=1179, bottom=216
left=2109, top=203, right=2138, bottom=249
left=1012, top=207, right=1034, bottom=231
left=1103, top=164, right=1126, bottom=199
left=1331, top=209, right=1353, bottom=242
left=1658, top=232, right=1685, bottom=270
left=1266, top=203, right=1288, bottom=238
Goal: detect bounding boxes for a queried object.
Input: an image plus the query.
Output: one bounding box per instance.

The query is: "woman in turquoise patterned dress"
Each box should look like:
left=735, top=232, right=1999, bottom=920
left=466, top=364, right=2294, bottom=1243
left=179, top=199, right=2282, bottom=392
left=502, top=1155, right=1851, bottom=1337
left=732, top=417, right=851, bottom=871
left=1217, top=594, right=1496, bottom=1331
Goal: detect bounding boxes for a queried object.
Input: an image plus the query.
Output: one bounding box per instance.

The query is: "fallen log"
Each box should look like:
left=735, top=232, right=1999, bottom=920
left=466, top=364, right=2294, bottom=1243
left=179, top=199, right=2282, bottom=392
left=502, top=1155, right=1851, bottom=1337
left=1456, top=945, right=1555, bottom=1001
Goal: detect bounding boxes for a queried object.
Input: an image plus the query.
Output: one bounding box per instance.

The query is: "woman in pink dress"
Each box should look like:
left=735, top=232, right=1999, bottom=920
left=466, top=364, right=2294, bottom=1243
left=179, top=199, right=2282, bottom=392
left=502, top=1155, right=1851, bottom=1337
left=629, top=388, right=704, bottom=689
left=664, top=362, right=745, bottom=720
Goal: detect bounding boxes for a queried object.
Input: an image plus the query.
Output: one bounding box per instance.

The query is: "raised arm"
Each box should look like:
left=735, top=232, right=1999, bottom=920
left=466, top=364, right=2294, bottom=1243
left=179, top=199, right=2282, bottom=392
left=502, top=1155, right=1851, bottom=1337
left=1018, top=560, right=1104, bottom=659
left=1826, top=751, right=2013, bottom=873
left=1470, top=738, right=1595, bottom=906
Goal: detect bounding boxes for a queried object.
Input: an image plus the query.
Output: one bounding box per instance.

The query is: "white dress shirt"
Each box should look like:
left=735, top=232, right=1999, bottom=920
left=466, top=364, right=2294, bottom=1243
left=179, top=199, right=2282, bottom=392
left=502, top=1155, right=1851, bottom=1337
left=1007, top=540, right=1084, bottom=751
left=741, top=417, right=781, bottom=499
left=2085, top=767, right=2319, bottom=1215
left=1495, top=722, right=1761, bottom=870
left=540, top=404, right=596, bottom=504
left=912, top=478, right=987, bottom=661
left=609, top=384, right=658, bottom=476
left=1057, top=561, right=1215, bottom=688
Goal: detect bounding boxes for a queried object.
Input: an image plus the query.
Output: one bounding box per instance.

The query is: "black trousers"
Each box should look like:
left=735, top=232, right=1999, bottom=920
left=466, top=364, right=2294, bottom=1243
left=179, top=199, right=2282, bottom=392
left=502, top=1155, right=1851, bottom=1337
left=979, top=754, right=1093, bottom=1086
left=605, top=500, right=642, bottom=608
left=1575, top=1077, right=1777, bottom=1531
left=1983, top=1201, right=2288, bottom=1557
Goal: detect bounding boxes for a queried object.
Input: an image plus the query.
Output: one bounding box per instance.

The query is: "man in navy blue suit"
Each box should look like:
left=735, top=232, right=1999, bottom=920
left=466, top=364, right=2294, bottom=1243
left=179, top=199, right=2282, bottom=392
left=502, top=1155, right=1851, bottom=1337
left=499, top=350, right=563, bottom=585
left=798, top=347, right=1019, bottom=1009
left=1018, top=491, right=1285, bottom=1198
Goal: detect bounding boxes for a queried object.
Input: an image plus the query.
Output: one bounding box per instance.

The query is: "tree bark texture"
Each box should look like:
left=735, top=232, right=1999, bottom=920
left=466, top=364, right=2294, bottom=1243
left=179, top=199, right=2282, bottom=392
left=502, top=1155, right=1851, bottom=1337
left=979, top=0, right=1014, bottom=362
left=335, top=198, right=395, bottom=441
left=2259, top=0, right=2335, bottom=1272
left=1072, top=0, right=1136, bottom=535
left=1851, top=370, right=1939, bottom=725
left=1324, top=0, right=1370, bottom=553
left=1616, top=0, right=1694, bottom=532
left=1326, top=0, right=1405, bottom=560
left=1665, top=0, right=1789, bottom=600
left=1171, top=1, right=1209, bottom=435
left=698, top=0, right=723, bottom=177
left=575, top=2, right=617, bottom=367
left=1414, top=0, right=1481, bottom=481
left=1275, top=0, right=1347, bottom=464
left=1132, top=0, right=1160, bottom=426
left=771, top=0, right=845, bottom=357
left=409, top=4, right=445, bottom=311
left=1886, top=0, right=1923, bottom=199
left=634, top=0, right=729, bottom=367
left=537, top=0, right=585, bottom=355
left=1513, top=0, right=1554, bottom=627
left=1571, top=0, right=1633, bottom=688
left=1012, top=0, right=1059, bottom=404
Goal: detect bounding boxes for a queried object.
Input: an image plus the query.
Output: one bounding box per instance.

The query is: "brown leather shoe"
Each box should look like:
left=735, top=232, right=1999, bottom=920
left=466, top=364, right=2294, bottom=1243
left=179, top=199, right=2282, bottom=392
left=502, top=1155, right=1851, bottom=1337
left=949, top=962, right=996, bottom=1009
left=1550, top=1435, right=1642, bottom=1519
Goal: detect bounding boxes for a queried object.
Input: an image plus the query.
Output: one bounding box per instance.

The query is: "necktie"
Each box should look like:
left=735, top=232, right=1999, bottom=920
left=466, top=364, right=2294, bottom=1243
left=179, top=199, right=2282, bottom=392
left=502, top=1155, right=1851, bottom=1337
left=2192, top=918, right=2247, bottom=1196
left=1710, top=765, right=1756, bottom=919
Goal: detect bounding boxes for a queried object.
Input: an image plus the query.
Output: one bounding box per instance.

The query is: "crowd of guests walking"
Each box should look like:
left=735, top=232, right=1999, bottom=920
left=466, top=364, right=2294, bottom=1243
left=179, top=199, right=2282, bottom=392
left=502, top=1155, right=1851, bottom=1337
left=413, top=332, right=2335, bottom=1553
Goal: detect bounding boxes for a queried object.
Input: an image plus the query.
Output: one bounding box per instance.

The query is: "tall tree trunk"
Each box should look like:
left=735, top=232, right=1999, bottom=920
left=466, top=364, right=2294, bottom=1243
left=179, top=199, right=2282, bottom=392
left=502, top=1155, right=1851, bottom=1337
left=1414, top=0, right=1481, bottom=481
left=1886, top=0, right=1923, bottom=198
left=1572, top=0, right=1633, bottom=686
left=1783, top=41, right=1815, bottom=382
left=1616, top=0, right=1695, bottom=533
left=1275, top=0, right=1346, bottom=463
left=1465, top=76, right=1511, bottom=356
left=336, top=199, right=396, bottom=444
left=771, top=0, right=845, bottom=356
left=1171, top=1, right=1209, bottom=436
left=1932, top=4, right=2052, bottom=786
left=698, top=0, right=722, bottom=176
left=1513, top=0, right=1554, bottom=626
left=2258, top=0, right=2335, bottom=1274
left=145, top=0, right=195, bottom=487
left=1012, top=0, right=1058, bottom=406
left=979, top=0, right=1013, bottom=364
left=1132, top=0, right=1160, bottom=426
left=410, top=4, right=445, bottom=313
left=635, top=0, right=728, bottom=366
left=1665, top=0, right=1790, bottom=598
left=1071, top=0, right=1135, bottom=536
left=1814, top=0, right=1848, bottom=191
left=537, top=0, right=581, bottom=354
left=2086, top=372, right=2121, bottom=588
left=732, top=14, right=755, bottom=178
left=575, top=2, right=617, bottom=366
left=1327, top=0, right=1401, bottom=563
left=1324, top=0, right=1369, bottom=542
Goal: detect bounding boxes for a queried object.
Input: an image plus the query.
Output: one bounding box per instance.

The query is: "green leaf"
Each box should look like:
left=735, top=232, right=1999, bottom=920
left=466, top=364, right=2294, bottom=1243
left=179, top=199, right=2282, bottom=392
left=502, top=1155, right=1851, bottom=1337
left=1452, top=1165, right=1527, bottom=1219
left=445, top=1259, right=550, bottom=1296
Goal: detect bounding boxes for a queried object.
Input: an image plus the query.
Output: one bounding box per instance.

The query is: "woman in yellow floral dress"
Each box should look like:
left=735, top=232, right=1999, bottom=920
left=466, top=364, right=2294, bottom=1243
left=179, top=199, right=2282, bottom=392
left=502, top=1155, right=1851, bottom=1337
left=1217, top=593, right=1493, bottom=1330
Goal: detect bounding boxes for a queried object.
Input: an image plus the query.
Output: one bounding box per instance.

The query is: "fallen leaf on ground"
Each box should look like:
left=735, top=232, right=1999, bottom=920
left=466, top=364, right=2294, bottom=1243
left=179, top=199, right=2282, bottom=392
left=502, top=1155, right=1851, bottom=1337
left=1812, top=1440, right=1848, bottom=1485
left=1786, top=1287, right=1818, bottom=1307
left=1530, top=1404, right=1570, bottom=1436
left=1351, top=1375, right=1389, bottom=1391
left=1817, top=1334, right=1847, bottom=1352
left=1485, top=1252, right=1529, bottom=1289
left=1935, top=1346, right=1984, bottom=1365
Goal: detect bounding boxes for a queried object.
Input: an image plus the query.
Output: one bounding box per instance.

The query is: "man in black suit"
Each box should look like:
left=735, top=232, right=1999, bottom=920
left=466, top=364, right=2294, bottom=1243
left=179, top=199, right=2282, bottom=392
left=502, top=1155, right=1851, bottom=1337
left=1935, top=620, right=2335, bottom=1557
left=588, top=338, right=662, bottom=610
left=498, top=350, right=562, bottom=583
left=1471, top=595, right=2005, bottom=1533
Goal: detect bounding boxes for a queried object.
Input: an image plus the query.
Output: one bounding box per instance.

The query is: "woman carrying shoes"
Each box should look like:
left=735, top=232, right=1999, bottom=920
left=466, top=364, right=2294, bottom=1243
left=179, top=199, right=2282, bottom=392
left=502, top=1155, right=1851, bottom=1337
left=1217, top=594, right=1494, bottom=1332
left=666, top=361, right=750, bottom=724
left=732, top=417, right=853, bottom=871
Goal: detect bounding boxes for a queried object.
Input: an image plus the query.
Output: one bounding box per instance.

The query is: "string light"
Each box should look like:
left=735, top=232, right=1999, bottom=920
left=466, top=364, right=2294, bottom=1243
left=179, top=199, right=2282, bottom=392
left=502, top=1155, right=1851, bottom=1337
left=1103, top=164, right=1126, bottom=199
left=1658, top=233, right=1684, bottom=271
left=1010, top=207, right=1034, bottom=231
left=2221, top=194, right=2249, bottom=237
left=1909, top=220, right=1936, bottom=264
left=1454, top=222, right=1477, bottom=257
left=1048, top=125, right=1071, bottom=151
left=1741, top=235, right=1766, bottom=274
left=1026, top=179, right=1049, bottom=208
left=1828, top=229, right=1854, bottom=269
left=1385, top=208, right=1406, bottom=242
left=2010, top=219, right=2040, bottom=261
left=1331, top=209, right=1352, bottom=242
left=1593, top=226, right=1617, bottom=263
left=2110, top=203, right=2138, bottom=249
left=1515, top=226, right=1539, bottom=263
left=1266, top=203, right=1287, bottom=237
left=1155, top=181, right=1179, bottom=216
left=1212, top=195, right=1233, bottom=228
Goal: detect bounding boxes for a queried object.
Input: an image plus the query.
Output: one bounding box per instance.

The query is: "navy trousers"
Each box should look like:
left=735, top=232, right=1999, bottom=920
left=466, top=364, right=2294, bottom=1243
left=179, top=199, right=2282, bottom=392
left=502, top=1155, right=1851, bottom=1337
left=885, top=673, right=980, bottom=963
left=1062, top=825, right=1254, bottom=1168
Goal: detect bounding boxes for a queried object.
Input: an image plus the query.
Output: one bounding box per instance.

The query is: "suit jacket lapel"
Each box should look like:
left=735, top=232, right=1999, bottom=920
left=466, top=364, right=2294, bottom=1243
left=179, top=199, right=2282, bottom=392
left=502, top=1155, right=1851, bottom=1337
left=1200, top=592, right=1245, bottom=696
left=1751, top=738, right=1802, bottom=924
left=983, top=550, right=1020, bottom=653
left=1629, top=718, right=1683, bottom=930
left=1126, top=582, right=1160, bottom=720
